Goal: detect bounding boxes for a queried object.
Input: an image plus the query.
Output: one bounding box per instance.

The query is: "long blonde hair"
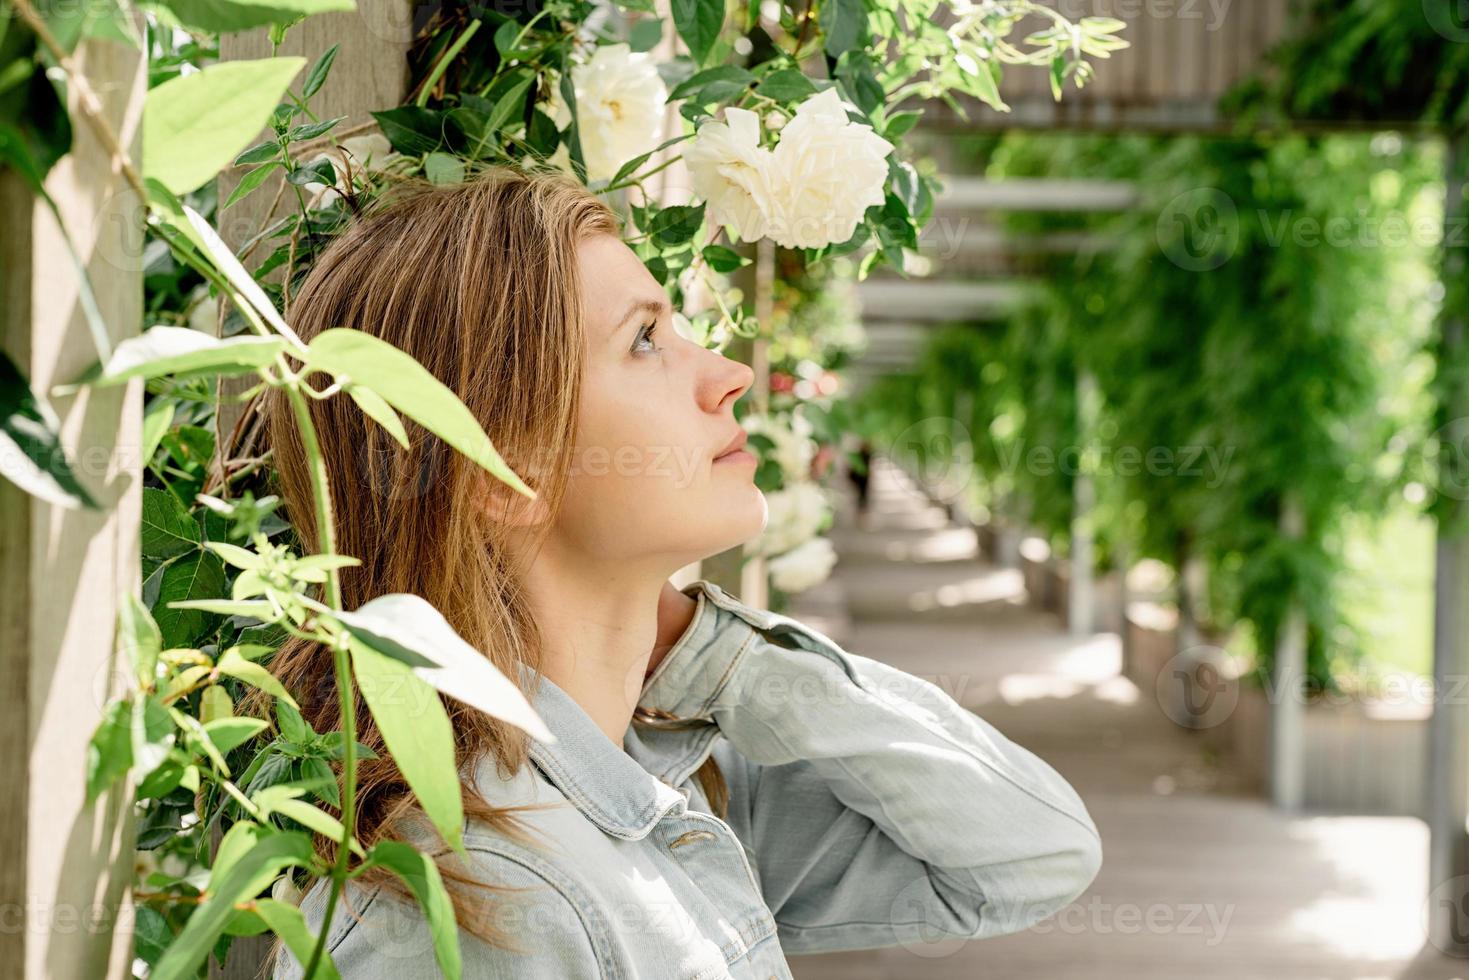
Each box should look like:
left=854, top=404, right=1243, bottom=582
left=240, top=164, right=725, bottom=963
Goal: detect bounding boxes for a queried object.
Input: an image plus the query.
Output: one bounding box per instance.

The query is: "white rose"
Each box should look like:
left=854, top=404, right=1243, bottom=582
left=768, top=536, right=838, bottom=593
left=764, top=88, right=893, bottom=249
left=551, top=43, right=668, bottom=183
left=684, top=87, right=892, bottom=249
left=752, top=480, right=830, bottom=557
left=683, top=107, right=781, bottom=243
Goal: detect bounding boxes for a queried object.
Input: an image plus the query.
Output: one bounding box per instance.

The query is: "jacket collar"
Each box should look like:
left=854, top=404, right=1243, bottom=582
left=505, top=579, right=750, bottom=840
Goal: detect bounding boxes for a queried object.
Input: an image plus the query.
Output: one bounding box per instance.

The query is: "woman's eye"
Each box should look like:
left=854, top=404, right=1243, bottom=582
left=633, top=322, right=662, bottom=355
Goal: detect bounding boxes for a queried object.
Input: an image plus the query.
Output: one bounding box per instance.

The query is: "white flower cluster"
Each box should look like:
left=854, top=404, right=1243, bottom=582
left=684, top=88, right=894, bottom=249
left=742, top=408, right=816, bottom=482
left=542, top=46, right=892, bottom=250
left=740, top=407, right=840, bottom=592
left=768, top=536, right=838, bottom=593
left=547, top=43, right=669, bottom=183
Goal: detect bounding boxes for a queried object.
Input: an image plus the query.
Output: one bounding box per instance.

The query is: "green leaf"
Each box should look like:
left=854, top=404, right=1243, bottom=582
left=370, top=106, right=446, bottom=155
left=142, top=487, right=199, bottom=559
left=701, top=244, right=748, bottom=273
left=629, top=17, right=663, bottom=52
left=671, top=0, right=724, bottom=66
left=86, top=699, right=133, bottom=804
left=170, top=704, right=233, bottom=774
left=336, top=593, right=552, bottom=742
left=272, top=798, right=365, bottom=857
left=136, top=761, right=186, bottom=799
left=203, top=540, right=262, bottom=570
left=154, top=551, right=228, bottom=648
left=424, top=151, right=464, bottom=185
left=91, top=326, right=285, bottom=386
left=212, top=819, right=268, bottom=884
left=143, top=57, right=306, bottom=196
left=181, top=205, right=304, bottom=347
left=150, top=830, right=316, bottom=980
left=200, top=684, right=234, bottom=724
left=141, top=0, right=354, bottom=33
left=0, top=351, right=98, bottom=509
left=168, top=598, right=275, bottom=619
left=300, top=755, right=342, bottom=808
left=216, top=646, right=299, bottom=709
left=668, top=65, right=753, bottom=103
left=304, top=329, right=535, bottom=498
left=276, top=699, right=314, bottom=743
left=819, top=0, right=866, bottom=58
left=288, top=116, right=343, bottom=141
left=129, top=694, right=175, bottom=781
left=362, top=841, right=462, bottom=979
left=648, top=203, right=705, bottom=247
left=234, top=140, right=280, bottom=167
left=119, top=593, right=164, bottom=691
left=348, top=632, right=467, bottom=855
left=755, top=68, right=817, bottom=104
left=203, top=716, right=270, bottom=754
left=141, top=397, right=176, bottom=465
left=346, top=384, right=409, bottom=448
left=883, top=109, right=921, bottom=139
left=223, top=161, right=280, bottom=210
left=253, top=898, right=342, bottom=980
left=302, top=42, right=340, bottom=99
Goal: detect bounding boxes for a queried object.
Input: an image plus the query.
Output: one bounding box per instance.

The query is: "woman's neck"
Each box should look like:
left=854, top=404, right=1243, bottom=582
left=518, top=554, right=696, bottom=745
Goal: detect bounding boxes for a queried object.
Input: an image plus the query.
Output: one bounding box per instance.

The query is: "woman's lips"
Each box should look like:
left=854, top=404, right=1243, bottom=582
left=714, top=448, right=756, bottom=465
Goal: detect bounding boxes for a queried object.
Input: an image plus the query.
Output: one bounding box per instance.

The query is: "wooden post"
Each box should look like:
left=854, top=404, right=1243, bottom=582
left=1269, top=497, right=1306, bottom=812
left=1068, top=369, right=1097, bottom=636
left=0, top=29, right=145, bottom=980
left=1427, top=131, right=1469, bottom=957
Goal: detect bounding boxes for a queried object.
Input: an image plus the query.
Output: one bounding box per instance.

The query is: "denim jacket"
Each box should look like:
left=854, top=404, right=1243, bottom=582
left=275, top=578, right=1103, bottom=978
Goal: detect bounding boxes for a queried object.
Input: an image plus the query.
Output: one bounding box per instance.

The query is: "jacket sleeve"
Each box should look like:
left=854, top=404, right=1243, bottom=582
left=638, top=582, right=1104, bottom=956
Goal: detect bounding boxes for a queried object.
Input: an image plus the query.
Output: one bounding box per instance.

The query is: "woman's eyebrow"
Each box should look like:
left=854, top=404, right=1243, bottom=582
left=613, top=297, right=671, bottom=334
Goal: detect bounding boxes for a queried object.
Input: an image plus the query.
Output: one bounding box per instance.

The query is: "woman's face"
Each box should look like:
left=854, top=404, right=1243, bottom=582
left=554, top=232, right=766, bottom=567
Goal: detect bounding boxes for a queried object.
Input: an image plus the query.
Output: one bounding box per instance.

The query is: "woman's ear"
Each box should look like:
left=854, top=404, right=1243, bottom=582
left=475, top=467, right=551, bottom=529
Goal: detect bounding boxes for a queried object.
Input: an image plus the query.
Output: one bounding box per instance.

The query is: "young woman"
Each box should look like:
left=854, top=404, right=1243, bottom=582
left=260, top=165, right=1102, bottom=979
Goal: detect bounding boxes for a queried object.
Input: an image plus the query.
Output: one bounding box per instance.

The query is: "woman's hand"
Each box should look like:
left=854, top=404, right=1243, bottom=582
left=645, top=579, right=698, bottom=680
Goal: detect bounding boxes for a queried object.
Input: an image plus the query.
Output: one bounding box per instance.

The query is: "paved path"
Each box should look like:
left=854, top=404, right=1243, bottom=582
left=785, top=456, right=1466, bottom=980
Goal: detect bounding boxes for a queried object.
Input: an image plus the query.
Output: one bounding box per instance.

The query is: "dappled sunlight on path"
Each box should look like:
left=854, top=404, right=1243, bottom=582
left=784, top=456, right=1466, bottom=980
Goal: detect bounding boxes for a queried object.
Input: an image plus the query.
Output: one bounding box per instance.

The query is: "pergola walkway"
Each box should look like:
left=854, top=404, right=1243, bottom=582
left=786, top=456, right=1465, bottom=980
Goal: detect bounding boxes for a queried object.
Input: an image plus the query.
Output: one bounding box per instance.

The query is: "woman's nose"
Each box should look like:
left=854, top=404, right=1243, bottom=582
left=710, top=354, right=754, bottom=411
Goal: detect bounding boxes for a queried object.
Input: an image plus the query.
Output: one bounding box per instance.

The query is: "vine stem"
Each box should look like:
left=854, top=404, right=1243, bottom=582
left=415, top=19, right=481, bottom=108
left=285, top=383, right=357, bottom=980
left=10, top=0, right=149, bottom=203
